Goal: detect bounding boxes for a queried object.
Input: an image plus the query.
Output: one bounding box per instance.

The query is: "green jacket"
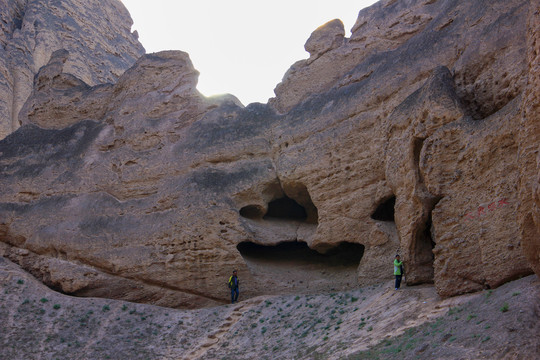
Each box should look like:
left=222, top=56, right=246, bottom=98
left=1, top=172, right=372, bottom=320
left=394, top=259, right=403, bottom=275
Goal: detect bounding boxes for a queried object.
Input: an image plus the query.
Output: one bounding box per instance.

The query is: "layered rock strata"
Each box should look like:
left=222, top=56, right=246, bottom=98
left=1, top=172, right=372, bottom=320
left=0, top=0, right=537, bottom=308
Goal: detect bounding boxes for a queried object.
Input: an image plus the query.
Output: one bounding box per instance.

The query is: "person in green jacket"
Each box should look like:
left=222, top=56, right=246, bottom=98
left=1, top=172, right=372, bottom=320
left=394, top=255, right=404, bottom=290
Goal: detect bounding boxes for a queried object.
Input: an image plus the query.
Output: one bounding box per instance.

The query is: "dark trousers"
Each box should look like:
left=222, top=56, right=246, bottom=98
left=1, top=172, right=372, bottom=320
left=231, top=288, right=239, bottom=303
left=395, top=275, right=402, bottom=289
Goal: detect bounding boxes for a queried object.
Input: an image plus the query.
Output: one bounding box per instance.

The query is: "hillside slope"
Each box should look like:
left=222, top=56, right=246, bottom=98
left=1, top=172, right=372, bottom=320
left=1, top=257, right=538, bottom=359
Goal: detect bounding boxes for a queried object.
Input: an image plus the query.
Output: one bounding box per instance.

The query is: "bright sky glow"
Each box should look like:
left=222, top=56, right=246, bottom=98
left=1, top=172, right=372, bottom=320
left=121, top=0, right=378, bottom=105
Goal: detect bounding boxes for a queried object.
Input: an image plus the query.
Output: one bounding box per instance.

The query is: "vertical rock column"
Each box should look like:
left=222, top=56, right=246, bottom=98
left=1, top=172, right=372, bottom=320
left=385, top=67, right=464, bottom=285
left=518, top=2, right=540, bottom=277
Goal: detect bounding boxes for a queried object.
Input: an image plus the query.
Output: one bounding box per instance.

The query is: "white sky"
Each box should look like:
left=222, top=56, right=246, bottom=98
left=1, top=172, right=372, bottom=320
left=120, top=1, right=378, bottom=105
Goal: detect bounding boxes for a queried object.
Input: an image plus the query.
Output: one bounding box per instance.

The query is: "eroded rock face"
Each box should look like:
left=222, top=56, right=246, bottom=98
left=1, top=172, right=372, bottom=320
left=0, top=0, right=537, bottom=308
left=518, top=1, right=540, bottom=279
left=0, top=0, right=144, bottom=139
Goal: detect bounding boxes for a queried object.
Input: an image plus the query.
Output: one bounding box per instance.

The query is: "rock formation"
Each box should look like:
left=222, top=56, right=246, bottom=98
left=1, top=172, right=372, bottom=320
left=0, top=0, right=538, bottom=308
left=518, top=0, right=540, bottom=280
left=0, top=0, right=144, bottom=139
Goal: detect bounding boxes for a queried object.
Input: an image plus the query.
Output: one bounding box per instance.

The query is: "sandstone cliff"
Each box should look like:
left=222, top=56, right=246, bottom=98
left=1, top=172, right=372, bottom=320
left=0, top=0, right=537, bottom=308
left=0, top=0, right=144, bottom=139
left=518, top=0, right=540, bottom=281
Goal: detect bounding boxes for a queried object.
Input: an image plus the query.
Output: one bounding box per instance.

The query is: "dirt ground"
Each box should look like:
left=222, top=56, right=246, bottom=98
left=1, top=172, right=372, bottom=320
left=0, top=256, right=539, bottom=359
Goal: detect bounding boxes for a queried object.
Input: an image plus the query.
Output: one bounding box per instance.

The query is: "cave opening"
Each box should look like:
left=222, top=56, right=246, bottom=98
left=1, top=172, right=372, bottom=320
left=236, top=240, right=364, bottom=294
left=237, top=241, right=364, bottom=266
left=371, top=196, right=396, bottom=222
left=412, top=213, right=436, bottom=284
left=264, top=196, right=307, bottom=221
left=239, top=183, right=318, bottom=224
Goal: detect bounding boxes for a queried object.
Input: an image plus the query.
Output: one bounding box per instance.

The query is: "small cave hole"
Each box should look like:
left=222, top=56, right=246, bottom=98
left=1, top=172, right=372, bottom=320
left=371, top=196, right=396, bottom=222
left=264, top=196, right=307, bottom=221
left=239, top=205, right=265, bottom=220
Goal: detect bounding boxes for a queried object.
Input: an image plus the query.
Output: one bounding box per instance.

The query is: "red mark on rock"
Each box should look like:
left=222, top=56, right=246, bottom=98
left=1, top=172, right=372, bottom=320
left=465, top=212, right=476, bottom=220
left=498, top=198, right=509, bottom=207
left=463, top=198, right=510, bottom=222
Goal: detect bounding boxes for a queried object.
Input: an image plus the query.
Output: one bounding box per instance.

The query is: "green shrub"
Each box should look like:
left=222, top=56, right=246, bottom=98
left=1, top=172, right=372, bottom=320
left=447, top=306, right=462, bottom=315
left=500, top=303, right=509, bottom=313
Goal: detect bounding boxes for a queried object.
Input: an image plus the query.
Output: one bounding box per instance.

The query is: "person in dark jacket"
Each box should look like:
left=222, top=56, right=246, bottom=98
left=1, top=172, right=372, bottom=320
left=228, top=270, right=240, bottom=303
left=394, top=255, right=404, bottom=290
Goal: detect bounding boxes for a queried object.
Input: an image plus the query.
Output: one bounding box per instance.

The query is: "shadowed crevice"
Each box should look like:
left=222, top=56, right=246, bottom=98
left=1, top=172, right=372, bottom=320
left=409, top=196, right=442, bottom=285
left=371, top=196, right=396, bottom=222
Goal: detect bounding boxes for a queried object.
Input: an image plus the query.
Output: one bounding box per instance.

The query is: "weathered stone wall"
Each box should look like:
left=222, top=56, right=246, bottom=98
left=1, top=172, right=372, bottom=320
left=0, top=0, right=144, bottom=139
left=518, top=0, right=540, bottom=279
left=0, top=0, right=537, bottom=308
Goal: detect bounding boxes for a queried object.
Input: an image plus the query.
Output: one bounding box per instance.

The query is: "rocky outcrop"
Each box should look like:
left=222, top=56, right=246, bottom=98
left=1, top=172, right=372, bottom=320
left=0, top=0, right=537, bottom=308
left=0, top=50, right=243, bottom=308
left=0, top=0, right=144, bottom=139
left=518, top=1, right=540, bottom=279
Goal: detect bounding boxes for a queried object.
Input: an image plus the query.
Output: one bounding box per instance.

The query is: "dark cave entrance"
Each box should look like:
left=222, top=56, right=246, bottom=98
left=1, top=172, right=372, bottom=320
left=236, top=241, right=365, bottom=293
left=371, top=196, right=396, bottom=222
left=264, top=196, right=307, bottom=221
left=237, top=241, right=364, bottom=266
left=411, top=211, right=436, bottom=284
left=239, top=183, right=318, bottom=224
